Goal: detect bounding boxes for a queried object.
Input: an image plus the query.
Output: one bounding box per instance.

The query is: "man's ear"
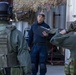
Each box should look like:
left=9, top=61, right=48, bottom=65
left=43, top=17, right=45, bottom=20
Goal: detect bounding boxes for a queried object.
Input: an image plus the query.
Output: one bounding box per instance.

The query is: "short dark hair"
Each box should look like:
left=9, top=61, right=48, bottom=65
left=38, top=13, right=45, bottom=17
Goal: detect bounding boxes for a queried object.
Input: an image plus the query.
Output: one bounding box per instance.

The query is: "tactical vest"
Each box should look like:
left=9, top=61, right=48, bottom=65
left=0, top=29, right=19, bottom=68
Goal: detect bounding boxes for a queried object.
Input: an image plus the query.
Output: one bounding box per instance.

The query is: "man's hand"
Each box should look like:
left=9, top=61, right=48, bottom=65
left=28, top=47, right=31, bottom=51
left=59, top=30, right=67, bottom=35
left=42, top=31, right=48, bottom=36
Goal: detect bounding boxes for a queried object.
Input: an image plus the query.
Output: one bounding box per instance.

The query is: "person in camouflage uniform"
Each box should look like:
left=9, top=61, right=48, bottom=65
left=0, top=1, right=31, bottom=75
left=50, top=21, right=76, bottom=75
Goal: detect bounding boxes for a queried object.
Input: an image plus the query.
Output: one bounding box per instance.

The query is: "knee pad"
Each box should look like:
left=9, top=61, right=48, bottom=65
left=40, top=64, right=46, bottom=73
left=32, top=64, right=35, bottom=71
left=32, top=64, right=38, bottom=73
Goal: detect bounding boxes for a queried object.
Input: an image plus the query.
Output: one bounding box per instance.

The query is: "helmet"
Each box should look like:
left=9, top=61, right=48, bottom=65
left=0, top=1, right=12, bottom=17
left=66, top=21, right=76, bottom=33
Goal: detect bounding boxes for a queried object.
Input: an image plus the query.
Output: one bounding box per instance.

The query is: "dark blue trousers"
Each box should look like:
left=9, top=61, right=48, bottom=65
left=31, top=45, right=48, bottom=75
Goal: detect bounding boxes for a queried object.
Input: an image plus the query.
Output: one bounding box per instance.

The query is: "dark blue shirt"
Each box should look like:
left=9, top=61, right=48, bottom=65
left=28, top=22, right=53, bottom=47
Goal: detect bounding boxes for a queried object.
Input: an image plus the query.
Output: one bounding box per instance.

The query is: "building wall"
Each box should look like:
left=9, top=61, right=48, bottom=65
left=44, top=4, right=66, bottom=30
left=66, top=0, right=76, bottom=22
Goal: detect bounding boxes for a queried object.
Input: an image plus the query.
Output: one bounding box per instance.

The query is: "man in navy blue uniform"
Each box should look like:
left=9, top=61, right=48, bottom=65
left=28, top=12, right=52, bottom=75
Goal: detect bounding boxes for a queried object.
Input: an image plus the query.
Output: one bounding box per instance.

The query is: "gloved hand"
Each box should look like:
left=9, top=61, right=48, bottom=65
left=66, top=21, right=76, bottom=33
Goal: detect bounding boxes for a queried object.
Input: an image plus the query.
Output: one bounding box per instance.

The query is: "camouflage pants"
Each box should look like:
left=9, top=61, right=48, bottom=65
left=65, top=58, right=76, bottom=75
left=0, top=67, right=24, bottom=75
